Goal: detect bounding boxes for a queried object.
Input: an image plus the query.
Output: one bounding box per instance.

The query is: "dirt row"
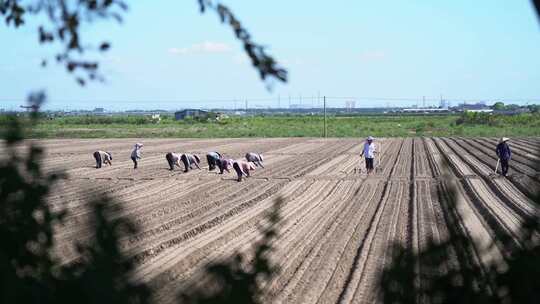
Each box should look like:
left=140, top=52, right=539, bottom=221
left=9, top=137, right=537, bottom=304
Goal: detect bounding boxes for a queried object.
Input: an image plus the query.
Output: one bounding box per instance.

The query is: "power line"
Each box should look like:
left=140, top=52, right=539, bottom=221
left=1, top=96, right=539, bottom=105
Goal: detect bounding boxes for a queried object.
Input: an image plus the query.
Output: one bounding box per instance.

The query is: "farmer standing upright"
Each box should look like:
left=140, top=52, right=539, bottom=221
left=131, top=143, right=143, bottom=169
left=496, top=137, right=512, bottom=177
left=360, top=136, right=376, bottom=174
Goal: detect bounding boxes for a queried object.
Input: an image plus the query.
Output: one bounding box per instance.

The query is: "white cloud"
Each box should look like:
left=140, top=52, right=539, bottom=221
left=359, top=51, right=386, bottom=61
left=168, top=41, right=232, bottom=55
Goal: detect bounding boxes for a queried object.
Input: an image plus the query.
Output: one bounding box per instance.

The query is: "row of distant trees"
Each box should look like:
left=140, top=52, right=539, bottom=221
left=491, top=102, right=539, bottom=113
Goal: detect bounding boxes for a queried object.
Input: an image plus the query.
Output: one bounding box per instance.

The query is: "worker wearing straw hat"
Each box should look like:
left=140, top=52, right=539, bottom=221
left=131, top=143, right=143, bottom=169
left=360, top=136, right=377, bottom=174
left=495, top=137, right=512, bottom=177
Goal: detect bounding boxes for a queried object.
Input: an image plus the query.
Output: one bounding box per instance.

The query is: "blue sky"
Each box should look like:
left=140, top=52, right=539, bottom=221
left=1, top=0, right=539, bottom=110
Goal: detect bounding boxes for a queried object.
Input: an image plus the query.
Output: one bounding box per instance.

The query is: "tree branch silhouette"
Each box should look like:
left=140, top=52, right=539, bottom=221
left=179, top=197, right=283, bottom=304
left=0, top=0, right=287, bottom=87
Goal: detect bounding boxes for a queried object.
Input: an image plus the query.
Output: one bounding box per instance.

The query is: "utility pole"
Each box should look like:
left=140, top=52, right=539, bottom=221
left=323, top=96, right=327, bottom=138
left=245, top=99, right=248, bottom=113
left=422, top=96, right=426, bottom=108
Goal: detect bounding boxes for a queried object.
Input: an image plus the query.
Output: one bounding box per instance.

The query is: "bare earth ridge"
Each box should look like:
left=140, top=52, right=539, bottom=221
left=7, top=137, right=539, bottom=304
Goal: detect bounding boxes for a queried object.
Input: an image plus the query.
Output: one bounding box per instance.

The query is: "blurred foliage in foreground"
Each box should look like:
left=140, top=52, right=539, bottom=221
left=380, top=155, right=540, bottom=304
left=0, top=96, right=282, bottom=304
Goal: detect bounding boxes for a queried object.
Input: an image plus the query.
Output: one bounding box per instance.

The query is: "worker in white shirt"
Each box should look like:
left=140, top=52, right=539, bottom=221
left=93, top=150, right=112, bottom=169
left=131, top=143, right=143, bottom=169
left=360, top=136, right=376, bottom=174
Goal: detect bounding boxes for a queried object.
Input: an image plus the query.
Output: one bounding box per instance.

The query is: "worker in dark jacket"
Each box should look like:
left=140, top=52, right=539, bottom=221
left=495, top=137, right=512, bottom=177
left=245, top=152, right=264, bottom=168
left=217, top=158, right=233, bottom=174
left=206, top=151, right=222, bottom=171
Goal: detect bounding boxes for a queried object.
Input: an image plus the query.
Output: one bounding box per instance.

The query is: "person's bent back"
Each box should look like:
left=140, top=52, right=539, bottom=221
left=93, top=150, right=112, bottom=169
left=245, top=152, right=264, bottom=168
left=233, top=160, right=255, bottom=182
left=181, top=153, right=201, bottom=172
left=206, top=151, right=222, bottom=171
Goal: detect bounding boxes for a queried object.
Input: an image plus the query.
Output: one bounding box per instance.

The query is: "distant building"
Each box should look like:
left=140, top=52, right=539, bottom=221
left=93, top=107, right=105, bottom=113
left=465, top=109, right=493, bottom=113
left=401, top=108, right=449, bottom=113
left=457, top=102, right=490, bottom=112
left=175, top=109, right=212, bottom=120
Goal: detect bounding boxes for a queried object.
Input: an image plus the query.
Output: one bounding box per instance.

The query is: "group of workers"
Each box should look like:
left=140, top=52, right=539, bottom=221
left=92, top=136, right=514, bottom=180
left=93, top=143, right=264, bottom=182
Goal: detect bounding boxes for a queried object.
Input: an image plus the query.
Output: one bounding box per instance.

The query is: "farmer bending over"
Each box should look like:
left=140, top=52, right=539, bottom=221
left=165, top=152, right=182, bottom=170
left=93, top=150, right=112, bottom=169
left=360, top=136, right=376, bottom=174
left=206, top=151, right=222, bottom=171
left=245, top=152, right=264, bottom=168
left=233, top=160, right=255, bottom=182
left=181, top=153, right=201, bottom=172
left=496, top=137, right=512, bottom=177
left=217, top=158, right=234, bottom=174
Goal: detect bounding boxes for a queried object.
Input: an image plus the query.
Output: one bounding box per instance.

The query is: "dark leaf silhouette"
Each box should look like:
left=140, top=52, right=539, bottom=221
left=0, top=95, right=151, bottom=304
left=380, top=152, right=540, bottom=304
left=198, top=0, right=288, bottom=86
left=180, top=197, right=283, bottom=304
left=1, top=1, right=287, bottom=87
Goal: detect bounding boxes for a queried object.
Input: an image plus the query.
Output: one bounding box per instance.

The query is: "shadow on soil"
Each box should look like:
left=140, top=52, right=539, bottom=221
left=380, top=160, right=540, bottom=304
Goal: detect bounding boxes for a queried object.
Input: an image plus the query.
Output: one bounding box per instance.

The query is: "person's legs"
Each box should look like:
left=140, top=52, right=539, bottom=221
left=233, top=162, right=243, bottom=182
left=132, top=157, right=138, bottom=169
left=366, top=158, right=374, bottom=173
left=94, top=151, right=102, bottom=168
left=207, top=155, right=215, bottom=170
left=166, top=153, right=174, bottom=170
left=181, top=154, right=190, bottom=172
left=501, top=159, right=509, bottom=176
left=217, top=160, right=224, bottom=174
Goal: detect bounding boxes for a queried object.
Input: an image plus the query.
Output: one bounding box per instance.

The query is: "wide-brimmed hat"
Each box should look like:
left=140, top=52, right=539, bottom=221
left=500, top=137, right=510, bottom=143
left=367, top=136, right=374, bottom=141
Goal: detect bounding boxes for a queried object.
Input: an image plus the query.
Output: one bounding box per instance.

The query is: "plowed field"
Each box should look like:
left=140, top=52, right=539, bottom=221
left=14, top=137, right=540, bottom=303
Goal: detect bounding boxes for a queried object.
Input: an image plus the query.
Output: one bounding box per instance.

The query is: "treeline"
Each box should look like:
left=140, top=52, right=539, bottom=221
left=455, top=112, right=540, bottom=127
